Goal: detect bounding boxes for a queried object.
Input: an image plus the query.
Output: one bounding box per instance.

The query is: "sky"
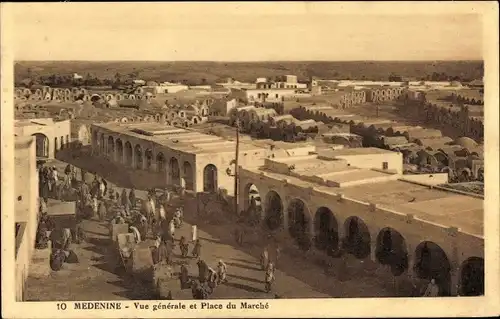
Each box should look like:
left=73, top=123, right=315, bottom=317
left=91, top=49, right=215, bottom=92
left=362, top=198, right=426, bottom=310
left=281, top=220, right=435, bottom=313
left=8, top=2, right=484, bottom=61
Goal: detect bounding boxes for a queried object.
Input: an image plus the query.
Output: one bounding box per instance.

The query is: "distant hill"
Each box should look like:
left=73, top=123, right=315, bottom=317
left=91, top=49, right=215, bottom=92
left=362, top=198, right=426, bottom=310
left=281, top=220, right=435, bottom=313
left=14, top=60, right=484, bottom=86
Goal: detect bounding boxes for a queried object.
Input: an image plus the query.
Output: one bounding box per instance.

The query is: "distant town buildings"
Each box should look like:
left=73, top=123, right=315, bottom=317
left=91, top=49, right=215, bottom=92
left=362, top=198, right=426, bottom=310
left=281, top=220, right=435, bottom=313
left=146, top=82, right=189, bottom=94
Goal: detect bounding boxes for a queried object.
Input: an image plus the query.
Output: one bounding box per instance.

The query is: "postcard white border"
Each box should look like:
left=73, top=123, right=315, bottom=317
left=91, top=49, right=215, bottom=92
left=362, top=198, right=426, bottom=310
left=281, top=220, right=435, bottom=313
left=1, top=2, right=499, bottom=318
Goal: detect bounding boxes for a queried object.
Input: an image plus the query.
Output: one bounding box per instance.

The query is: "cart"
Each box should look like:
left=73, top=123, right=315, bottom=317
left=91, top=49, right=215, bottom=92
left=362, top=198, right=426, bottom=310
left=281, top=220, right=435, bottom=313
left=110, top=223, right=129, bottom=242
left=117, top=232, right=136, bottom=272
left=152, top=263, right=175, bottom=298
left=130, top=241, right=155, bottom=283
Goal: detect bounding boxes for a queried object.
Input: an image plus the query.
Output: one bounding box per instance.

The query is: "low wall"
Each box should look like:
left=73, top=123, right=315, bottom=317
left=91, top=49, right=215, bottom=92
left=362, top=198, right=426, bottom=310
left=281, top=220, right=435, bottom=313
left=401, top=173, right=449, bottom=185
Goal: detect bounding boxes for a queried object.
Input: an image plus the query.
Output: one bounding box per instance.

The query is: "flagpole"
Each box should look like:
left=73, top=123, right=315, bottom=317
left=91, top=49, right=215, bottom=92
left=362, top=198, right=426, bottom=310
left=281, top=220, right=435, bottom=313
left=234, top=118, right=240, bottom=215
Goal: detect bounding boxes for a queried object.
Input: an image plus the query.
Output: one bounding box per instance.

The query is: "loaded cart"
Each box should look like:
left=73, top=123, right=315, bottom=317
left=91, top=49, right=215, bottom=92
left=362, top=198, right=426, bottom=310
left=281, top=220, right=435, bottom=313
left=46, top=200, right=79, bottom=242
left=117, top=232, right=136, bottom=272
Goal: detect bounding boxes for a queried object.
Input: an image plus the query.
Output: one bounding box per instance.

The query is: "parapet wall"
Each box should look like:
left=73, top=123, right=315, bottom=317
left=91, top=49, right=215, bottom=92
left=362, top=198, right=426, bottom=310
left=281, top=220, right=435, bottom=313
left=239, top=167, right=483, bottom=265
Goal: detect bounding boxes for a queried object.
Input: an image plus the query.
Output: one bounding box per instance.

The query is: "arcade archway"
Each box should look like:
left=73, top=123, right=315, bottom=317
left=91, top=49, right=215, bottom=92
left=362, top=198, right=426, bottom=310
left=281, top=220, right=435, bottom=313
left=459, top=257, right=484, bottom=296
left=342, top=216, right=371, bottom=259
left=116, top=139, right=123, bottom=163
left=375, top=228, right=408, bottom=276
left=32, top=133, right=49, bottom=158
left=244, top=183, right=262, bottom=211
left=156, top=152, right=165, bottom=172
left=203, top=164, right=218, bottom=192
left=134, top=145, right=143, bottom=169
left=145, top=149, right=153, bottom=170
left=414, top=241, right=452, bottom=296
left=314, top=207, right=339, bottom=254
left=107, top=136, right=115, bottom=158
left=264, top=191, right=283, bottom=231
left=124, top=142, right=133, bottom=167
left=183, top=161, right=194, bottom=190
left=170, top=157, right=181, bottom=185
left=92, top=130, right=98, bottom=147
left=287, top=198, right=311, bottom=250
left=54, top=137, right=58, bottom=155
left=240, top=183, right=262, bottom=225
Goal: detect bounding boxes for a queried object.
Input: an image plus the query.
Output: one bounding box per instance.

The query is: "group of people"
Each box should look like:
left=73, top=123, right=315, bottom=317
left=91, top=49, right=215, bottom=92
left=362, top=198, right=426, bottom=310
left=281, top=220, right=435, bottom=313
left=189, top=259, right=228, bottom=299
left=110, top=187, right=186, bottom=246
left=35, top=163, right=87, bottom=272
left=38, top=163, right=79, bottom=203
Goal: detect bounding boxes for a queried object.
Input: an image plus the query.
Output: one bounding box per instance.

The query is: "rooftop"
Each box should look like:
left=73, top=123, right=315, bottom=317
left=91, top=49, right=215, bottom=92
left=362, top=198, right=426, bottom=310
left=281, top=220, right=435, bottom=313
left=246, top=161, right=483, bottom=236
left=94, top=122, right=264, bottom=155
left=15, top=118, right=55, bottom=127
left=318, top=147, right=395, bottom=156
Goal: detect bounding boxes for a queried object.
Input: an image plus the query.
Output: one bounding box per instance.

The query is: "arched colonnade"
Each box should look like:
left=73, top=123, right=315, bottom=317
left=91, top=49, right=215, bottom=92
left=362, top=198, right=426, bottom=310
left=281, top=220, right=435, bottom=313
left=239, top=175, right=484, bottom=297
left=91, top=129, right=222, bottom=193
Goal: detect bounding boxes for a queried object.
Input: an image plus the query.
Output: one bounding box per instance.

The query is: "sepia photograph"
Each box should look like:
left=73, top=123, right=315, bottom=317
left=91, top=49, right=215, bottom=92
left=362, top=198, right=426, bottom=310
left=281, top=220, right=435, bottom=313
left=1, top=1, right=499, bottom=318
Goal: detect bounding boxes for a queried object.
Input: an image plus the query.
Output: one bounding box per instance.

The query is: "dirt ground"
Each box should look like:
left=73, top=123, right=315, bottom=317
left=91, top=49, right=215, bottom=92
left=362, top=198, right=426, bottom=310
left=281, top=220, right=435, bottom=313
left=26, top=157, right=419, bottom=301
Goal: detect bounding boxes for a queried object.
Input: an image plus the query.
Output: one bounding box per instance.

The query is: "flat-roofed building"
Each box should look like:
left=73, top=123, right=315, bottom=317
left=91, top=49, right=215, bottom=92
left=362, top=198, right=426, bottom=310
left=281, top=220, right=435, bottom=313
left=316, top=147, right=403, bottom=174
left=91, top=122, right=314, bottom=195
left=238, top=152, right=484, bottom=296
left=15, top=136, right=39, bottom=301
left=15, top=118, right=72, bottom=160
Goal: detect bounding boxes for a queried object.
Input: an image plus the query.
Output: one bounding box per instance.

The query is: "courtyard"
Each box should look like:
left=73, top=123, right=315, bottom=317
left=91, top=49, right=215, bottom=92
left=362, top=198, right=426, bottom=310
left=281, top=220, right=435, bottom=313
left=26, top=155, right=422, bottom=301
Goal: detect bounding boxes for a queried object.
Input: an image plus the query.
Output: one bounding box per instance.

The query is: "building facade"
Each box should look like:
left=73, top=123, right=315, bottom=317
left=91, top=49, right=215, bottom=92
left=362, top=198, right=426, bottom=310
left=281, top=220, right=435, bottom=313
left=238, top=153, right=484, bottom=296
left=91, top=123, right=274, bottom=194
left=15, top=136, right=39, bottom=301
left=15, top=118, right=72, bottom=160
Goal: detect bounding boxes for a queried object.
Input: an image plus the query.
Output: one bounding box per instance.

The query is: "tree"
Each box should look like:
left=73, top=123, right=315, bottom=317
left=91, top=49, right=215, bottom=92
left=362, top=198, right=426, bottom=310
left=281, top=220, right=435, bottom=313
left=114, top=72, right=122, bottom=84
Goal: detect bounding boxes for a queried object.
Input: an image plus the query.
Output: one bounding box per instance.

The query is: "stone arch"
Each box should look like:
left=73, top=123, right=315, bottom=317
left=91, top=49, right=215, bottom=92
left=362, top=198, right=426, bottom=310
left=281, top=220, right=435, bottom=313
left=263, top=190, right=284, bottom=231
left=287, top=198, right=312, bottom=249
left=60, top=135, right=64, bottom=149
left=375, top=227, right=409, bottom=276
left=108, top=136, right=115, bottom=158
left=156, top=152, right=165, bottom=172
left=183, top=161, right=194, bottom=190
left=90, top=94, right=101, bottom=102
left=342, top=216, right=371, bottom=259
left=145, top=149, right=153, bottom=170
left=314, top=207, right=339, bottom=254
left=134, top=144, right=143, bottom=169
left=124, top=141, right=133, bottom=166
left=32, top=133, right=49, bottom=158
left=203, top=164, right=218, bottom=192
left=459, top=257, right=484, bottom=296
left=116, top=139, right=123, bottom=163
left=54, top=137, right=58, bottom=155
left=169, top=157, right=181, bottom=185
left=414, top=241, right=452, bottom=296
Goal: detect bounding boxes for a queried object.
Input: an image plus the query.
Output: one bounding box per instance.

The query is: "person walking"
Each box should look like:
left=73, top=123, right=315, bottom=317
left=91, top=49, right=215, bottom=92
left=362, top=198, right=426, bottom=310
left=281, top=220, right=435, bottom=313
left=264, top=262, right=275, bottom=293
left=217, top=260, right=228, bottom=284
left=179, top=264, right=189, bottom=289
left=179, top=236, right=189, bottom=258
left=121, top=189, right=128, bottom=207
left=260, top=247, right=269, bottom=270
left=129, top=188, right=137, bottom=208
left=192, top=239, right=201, bottom=258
